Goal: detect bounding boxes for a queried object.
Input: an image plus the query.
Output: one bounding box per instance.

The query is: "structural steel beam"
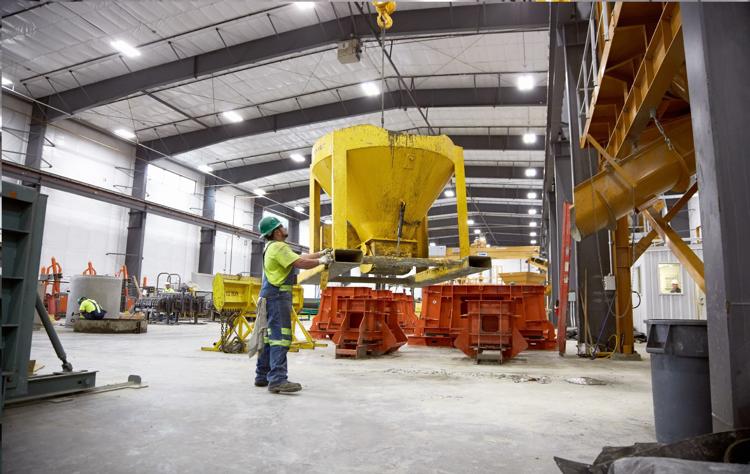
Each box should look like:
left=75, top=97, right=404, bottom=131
left=198, top=177, right=217, bottom=274
left=428, top=201, right=540, bottom=217
left=683, top=2, right=750, bottom=431
left=124, top=157, right=148, bottom=281
left=40, top=3, right=548, bottom=120
left=140, top=87, right=546, bottom=159
left=429, top=214, right=539, bottom=229
left=214, top=136, right=544, bottom=183
left=633, top=182, right=697, bottom=261
left=1, top=160, right=305, bottom=253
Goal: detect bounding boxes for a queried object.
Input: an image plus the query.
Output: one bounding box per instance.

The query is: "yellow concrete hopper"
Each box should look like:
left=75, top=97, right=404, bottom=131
left=304, top=125, right=490, bottom=285
left=309, top=125, right=470, bottom=262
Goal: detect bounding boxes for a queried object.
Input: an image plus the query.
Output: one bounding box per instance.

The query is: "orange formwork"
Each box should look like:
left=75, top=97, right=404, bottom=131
left=410, top=284, right=555, bottom=360
left=311, top=287, right=417, bottom=339
left=311, top=287, right=412, bottom=358
left=453, top=300, right=529, bottom=363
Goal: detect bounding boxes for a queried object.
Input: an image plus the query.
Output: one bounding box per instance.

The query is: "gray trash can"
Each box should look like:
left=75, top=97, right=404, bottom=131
left=646, top=319, right=712, bottom=443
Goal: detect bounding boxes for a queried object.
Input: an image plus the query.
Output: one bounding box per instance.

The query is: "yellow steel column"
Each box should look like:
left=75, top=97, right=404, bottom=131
left=309, top=177, right=321, bottom=252
left=453, top=156, right=470, bottom=257
left=612, top=216, right=634, bottom=354
left=331, top=142, right=348, bottom=249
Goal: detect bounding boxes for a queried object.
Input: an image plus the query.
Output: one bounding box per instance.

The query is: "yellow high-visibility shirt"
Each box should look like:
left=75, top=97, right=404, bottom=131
left=79, top=299, right=100, bottom=313
left=164, top=287, right=175, bottom=293
left=263, top=241, right=300, bottom=287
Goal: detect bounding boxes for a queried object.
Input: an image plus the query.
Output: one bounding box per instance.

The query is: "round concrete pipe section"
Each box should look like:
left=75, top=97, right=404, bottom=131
left=646, top=319, right=711, bottom=443
left=572, top=117, right=695, bottom=240
left=65, top=275, right=123, bottom=326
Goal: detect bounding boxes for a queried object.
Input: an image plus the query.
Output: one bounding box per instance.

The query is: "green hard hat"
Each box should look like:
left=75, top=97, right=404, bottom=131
left=259, top=215, right=283, bottom=237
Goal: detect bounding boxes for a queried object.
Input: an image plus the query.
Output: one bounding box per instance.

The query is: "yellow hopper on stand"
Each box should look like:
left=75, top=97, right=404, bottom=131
left=201, top=274, right=325, bottom=353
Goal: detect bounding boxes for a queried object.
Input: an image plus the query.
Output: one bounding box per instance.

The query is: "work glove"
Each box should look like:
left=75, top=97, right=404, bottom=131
left=318, top=254, right=333, bottom=266
left=322, top=248, right=333, bottom=257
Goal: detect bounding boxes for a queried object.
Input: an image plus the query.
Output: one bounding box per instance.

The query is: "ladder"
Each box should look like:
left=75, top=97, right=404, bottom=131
left=557, top=202, right=573, bottom=355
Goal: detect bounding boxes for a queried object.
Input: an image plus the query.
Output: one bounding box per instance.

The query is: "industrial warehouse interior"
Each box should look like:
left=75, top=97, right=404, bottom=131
left=1, top=1, right=749, bottom=473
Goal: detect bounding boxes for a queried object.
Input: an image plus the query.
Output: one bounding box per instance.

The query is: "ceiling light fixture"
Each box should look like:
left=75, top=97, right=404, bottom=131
left=528, top=209, right=538, bottom=215
left=474, top=229, right=481, bottom=235
left=467, top=219, right=475, bottom=225
left=516, top=74, right=535, bottom=91
left=524, top=168, right=538, bottom=177
left=252, top=188, right=266, bottom=196
left=530, top=231, right=537, bottom=237
left=361, top=81, right=380, bottom=97
left=221, top=110, right=244, bottom=123
left=522, top=133, right=537, bottom=144
left=113, top=128, right=136, bottom=140
left=444, top=189, right=455, bottom=198
left=527, top=191, right=538, bottom=200
left=198, top=164, right=213, bottom=173
left=529, top=221, right=538, bottom=227
left=530, top=239, right=537, bottom=245
left=294, top=205, right=305, bottom=213
left=290, top=153, right=306, bottom=163
left=1, top=76, right=13, bottom=87
left=110, top=40, right=141, bottom=58
left=429, top=242, right=436, bottom=247
left=296, top=1, right=315, bottom=9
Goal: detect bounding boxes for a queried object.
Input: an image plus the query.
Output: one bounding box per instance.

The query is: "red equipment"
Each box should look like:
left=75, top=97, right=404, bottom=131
left=82, top=261, right=97, bottom=275
left=311, top=287, right=411, bottom=358
left=410, top=284, right=555, bottom=362
left=39, top=257, right=68, bottom=320
left=557, top=202, right=573, bottom=355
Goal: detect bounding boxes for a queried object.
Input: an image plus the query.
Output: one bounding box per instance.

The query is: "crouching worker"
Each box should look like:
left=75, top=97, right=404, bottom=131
left=254, top=216, right=331, bottom=394
left=78, top=296, right=107, bottom=320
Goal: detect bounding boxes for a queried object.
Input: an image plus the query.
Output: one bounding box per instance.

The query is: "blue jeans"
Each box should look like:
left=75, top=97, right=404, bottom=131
left=255, top=292, right=293, bottom=386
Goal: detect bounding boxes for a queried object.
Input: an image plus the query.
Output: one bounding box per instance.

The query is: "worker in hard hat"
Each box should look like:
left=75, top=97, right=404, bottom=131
left=255, top=215, right=332, bottom=394
left=164, top=283, right=175, bottom=293
left=77, top=296, right=107, bottom=320
left=670, top=279, right=682, bottom=294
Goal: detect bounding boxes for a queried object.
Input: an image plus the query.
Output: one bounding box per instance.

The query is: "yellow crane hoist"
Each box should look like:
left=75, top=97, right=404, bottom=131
left=201, top=274, right=325, bottom=353
left=373, top=1, right=397, bottom=30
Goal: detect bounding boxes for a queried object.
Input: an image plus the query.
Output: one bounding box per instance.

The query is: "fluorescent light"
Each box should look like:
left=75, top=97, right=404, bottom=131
left=1, top=76, right=12, bottom=86
left=444, top=189, right=455, bottom=198
left=197, top=165, right=213, bottom=173
left=110, top=40, right=141, bottom=58
left=530, top=231, right=537, bottom=237
left=361, top=81, right=380, bottom=97
left=323, top=218, right=332, bottom=225
left=528, top=209, right=538, bottom=215
left=525, top=168, right=537, bottom=177
left=429, top=242, right=436, bottom=247
left=530, top=239, right=537, bottom=245
left=529, top=221, right=538, bottom=227
left=516, top=74, right=535, bottom=91
left=467, top=219, right=475, bottom=225
left=294, top=205, right=305, bottom=213
left=296, top=1, right=315, bottom=9
left=522, top=133, right=537, bottom=144
left=113, top=128, right=136, bottom=140
left=221, top=110, right=244, bottom=123
left=252, top=188, right=266, bottom=196
left=474, top=229, right=481, bottom=235
left=527, top=191, right=538, bottom=199
left=290, top=153, right=306, bottom=163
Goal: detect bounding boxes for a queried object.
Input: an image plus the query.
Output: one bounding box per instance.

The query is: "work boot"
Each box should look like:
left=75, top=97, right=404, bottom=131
left=254, top=380, right=269, bottom=387
left=268, top=381, right=302, bottom=394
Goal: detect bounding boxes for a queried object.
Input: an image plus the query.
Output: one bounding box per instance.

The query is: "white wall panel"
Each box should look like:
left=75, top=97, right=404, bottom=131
left=39, top=120, right=133, bottom=280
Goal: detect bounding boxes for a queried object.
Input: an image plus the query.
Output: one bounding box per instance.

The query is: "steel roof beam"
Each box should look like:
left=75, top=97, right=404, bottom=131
left=214, top=135, right=544, bottom=183
left=39, top=3, right=548, bottom=120
left=140, top=87, right=546, bottom=159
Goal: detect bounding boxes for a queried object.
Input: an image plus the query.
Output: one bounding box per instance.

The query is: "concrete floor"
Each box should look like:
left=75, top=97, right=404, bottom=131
left=3, top=322, right=656, bottom=473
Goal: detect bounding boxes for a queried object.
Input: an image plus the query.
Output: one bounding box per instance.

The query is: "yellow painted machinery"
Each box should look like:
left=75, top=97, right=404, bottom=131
left=202, top=274, right=324, bottom=353
left=301, top=124, right=491, bottom=287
